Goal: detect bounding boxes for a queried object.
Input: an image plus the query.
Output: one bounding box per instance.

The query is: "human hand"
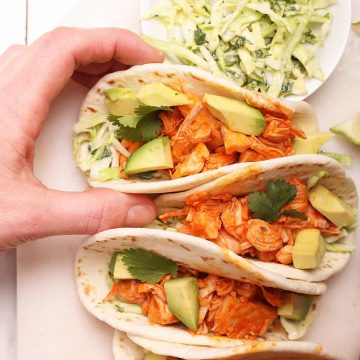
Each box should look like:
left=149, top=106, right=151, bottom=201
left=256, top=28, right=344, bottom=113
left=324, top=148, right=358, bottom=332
left=0, top=27, right=163, bottom=250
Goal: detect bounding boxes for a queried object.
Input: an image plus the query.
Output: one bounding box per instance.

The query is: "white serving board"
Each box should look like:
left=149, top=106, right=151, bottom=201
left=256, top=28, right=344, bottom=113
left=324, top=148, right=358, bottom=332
left=17, top=1, right=360, bottom=359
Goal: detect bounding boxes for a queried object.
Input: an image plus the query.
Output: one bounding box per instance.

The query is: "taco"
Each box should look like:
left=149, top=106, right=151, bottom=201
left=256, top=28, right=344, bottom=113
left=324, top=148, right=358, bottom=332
left=113, top=331, right=343, bottom=360
left=76, top=227, right=326, bottom=350
left=154, top=154, right=357, bottom=282
left=73, top=64, right=329, bottom=194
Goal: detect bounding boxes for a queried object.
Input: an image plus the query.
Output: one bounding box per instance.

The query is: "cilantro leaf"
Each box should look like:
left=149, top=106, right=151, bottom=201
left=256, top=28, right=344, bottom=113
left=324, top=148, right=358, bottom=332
left=267, top=180, right=297, bottom=209
left=115, top=126, right=142, bottom=142
left=281, top=209, right=308, bottom=221
left=115, top=115, right=162, bottom=142
left=107, top=113, right=122, bottom=125
left=118, top=114, right=143, bottom=128
left=248, top=180, right=298, bottom=223
left=248, top=192, right=279, bottom=223
left=108, top=105, right=171, bottom=128
left=121, top=248, right=178, bottom=283
left=108, top=105, right=170, bottom=142
left=107, top=113, right=141, bottom=128
left=138, top=115, right=162, bottom=142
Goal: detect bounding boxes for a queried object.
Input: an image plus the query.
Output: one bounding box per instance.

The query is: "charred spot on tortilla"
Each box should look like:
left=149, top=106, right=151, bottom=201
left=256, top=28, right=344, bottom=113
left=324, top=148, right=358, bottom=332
left=201, top=256, right=214, bottom=261
left=83, top=284, right=91, bottom=296
left=180, top=244, right=191, bottom=251
left=189, top=73, right=204, bottom=82
left=76, top=266, right=83, bottom=277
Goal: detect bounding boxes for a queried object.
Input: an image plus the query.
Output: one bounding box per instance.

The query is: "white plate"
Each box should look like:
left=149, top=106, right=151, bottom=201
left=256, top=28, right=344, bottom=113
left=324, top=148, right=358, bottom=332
left=140, top=0, right=351, bottom=101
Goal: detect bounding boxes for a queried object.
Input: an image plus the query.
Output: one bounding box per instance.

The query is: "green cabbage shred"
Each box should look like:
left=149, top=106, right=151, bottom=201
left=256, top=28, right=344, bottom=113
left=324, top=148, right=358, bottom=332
left=142, top=0, right=334, bottom=98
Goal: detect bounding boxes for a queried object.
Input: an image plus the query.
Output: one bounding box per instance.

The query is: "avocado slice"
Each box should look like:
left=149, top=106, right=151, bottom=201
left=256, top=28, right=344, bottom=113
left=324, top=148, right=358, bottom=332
left=137, top=83, right=193, bottom=107
left=113, top=300, right=142, bottom=314
left=113, top=253, right=135, bottom=280
left=104, top=88, right=141, bottom=116
left=309, top=185, right=356, bottom=228
left=203, top=94, right=265, bottom=136
left=124, top=137, right=173, bottom=176
left=144, top=352, right=168, bottom=360
left=307, top=171, right=329, bottom=189
left=278, top=293, right=312, bottom=321
left=164, top=277, right=199, bottom=331
left=292, top=133, right=334, bottom=154
left=292, top=229, right=326, bottom=270
left=108, top=251, right=119, bottom=280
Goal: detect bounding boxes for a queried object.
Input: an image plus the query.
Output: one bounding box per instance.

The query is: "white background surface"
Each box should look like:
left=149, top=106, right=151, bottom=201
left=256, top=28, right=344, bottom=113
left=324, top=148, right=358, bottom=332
left=0, top=1, right=359, bottom=359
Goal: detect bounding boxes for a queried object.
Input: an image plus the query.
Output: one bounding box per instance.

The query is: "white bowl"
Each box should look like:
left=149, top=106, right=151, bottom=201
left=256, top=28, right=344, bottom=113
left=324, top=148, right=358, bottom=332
left=141, top=0, right=351, bottom=101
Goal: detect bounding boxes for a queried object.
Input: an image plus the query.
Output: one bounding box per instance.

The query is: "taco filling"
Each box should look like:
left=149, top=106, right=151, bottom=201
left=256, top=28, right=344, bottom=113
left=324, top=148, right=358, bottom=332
left=159, top=176, right=356, bottom=269
left=105, top=249, right=315, bottom=340
left=74, top=82, right=311, bottom=182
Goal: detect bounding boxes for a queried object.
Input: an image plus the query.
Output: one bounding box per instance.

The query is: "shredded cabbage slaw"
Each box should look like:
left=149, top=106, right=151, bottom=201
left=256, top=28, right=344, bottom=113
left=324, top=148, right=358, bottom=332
left=142, top=0, right=335, bottom=98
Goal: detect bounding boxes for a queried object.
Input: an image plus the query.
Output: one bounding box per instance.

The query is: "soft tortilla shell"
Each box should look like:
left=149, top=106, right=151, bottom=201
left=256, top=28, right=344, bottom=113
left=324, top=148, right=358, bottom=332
left=76, top=228, right=325, bottom=348
left=112, top=330, right=343, bottom=360
left=76, top=64, right=317, bottom=194
left=128, top=333, right=344, bottom=360
left=155, top=154, right=358, bottom=282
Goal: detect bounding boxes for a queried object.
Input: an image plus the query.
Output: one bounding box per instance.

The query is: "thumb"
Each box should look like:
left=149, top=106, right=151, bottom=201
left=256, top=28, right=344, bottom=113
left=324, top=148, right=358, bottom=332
left=38, top=188, right=157, bottom=237
left=0, top=181, right=157, bottom=249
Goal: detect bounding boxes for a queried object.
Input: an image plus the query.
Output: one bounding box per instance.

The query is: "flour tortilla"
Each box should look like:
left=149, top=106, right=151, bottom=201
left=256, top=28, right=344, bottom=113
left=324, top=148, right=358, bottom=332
left=154, top=154, right=358, bottom=283
left=74, top=63, right=318, bottom=194
left=76, top=227, right=326, bottom=349
left=113, top=331, right=343, bottom=360
left=113, top=330, right=144, bottom=360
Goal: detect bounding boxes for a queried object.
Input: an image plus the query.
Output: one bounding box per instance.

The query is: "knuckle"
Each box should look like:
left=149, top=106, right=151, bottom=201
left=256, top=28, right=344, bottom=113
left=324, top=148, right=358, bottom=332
left=5, top=44, right=25, bottom=53
left=85, top=202, right=108, bottom=234
left=40, top=27, right=72, bottom=46
left=83, top=191, right=128, bottom=234
left=1, top=44, right=25, bottom=58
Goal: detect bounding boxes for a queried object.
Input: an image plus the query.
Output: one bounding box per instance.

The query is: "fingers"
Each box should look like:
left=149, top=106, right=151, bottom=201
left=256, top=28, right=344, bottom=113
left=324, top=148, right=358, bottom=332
left=10, top=27, right=163, bottom=138
left=68, top=27, right=164, bottom=66
left=0, top=44, right=26, bottom=70
left=43, top=188, right=156, bottom=236
left=75, top=60, right=129, bottom=76
left=0, top=183, right=157, bottom=250
left=72, top=61, right=130, bottom=88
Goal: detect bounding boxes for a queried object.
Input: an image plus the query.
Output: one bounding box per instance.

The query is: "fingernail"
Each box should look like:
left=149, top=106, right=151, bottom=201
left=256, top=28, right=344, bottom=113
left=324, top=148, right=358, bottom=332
left=125, top=204, right=156, bottom=226
left=152, top=48, right=164, bottom=61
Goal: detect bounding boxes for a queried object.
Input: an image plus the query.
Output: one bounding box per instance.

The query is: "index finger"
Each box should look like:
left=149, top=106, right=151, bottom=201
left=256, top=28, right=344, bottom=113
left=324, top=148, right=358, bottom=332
left=12, top=27, right=164, bottom=137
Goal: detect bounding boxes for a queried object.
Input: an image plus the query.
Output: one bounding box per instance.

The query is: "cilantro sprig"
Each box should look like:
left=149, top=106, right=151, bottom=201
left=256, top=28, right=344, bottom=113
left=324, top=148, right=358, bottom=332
left=121, top=248, right=178, bottom=283
left=108, top=105, right=171, bottom=142
left=248, top=180, right=307, bottom=223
